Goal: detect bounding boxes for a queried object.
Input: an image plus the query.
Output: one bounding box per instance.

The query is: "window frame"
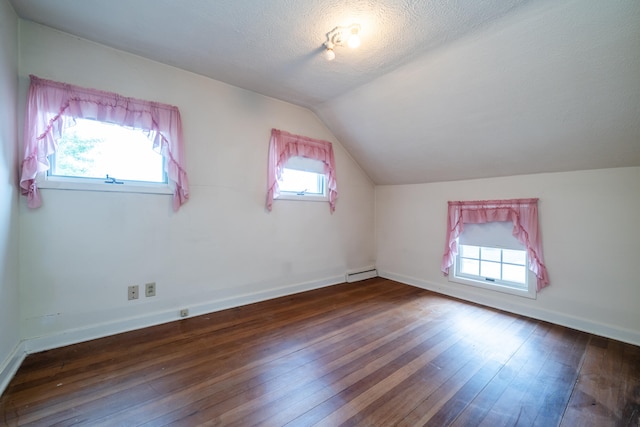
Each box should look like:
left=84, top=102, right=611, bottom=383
left=449, top=243, right=537, bottom=299
left=38, top=117, right=173, bottom=195
left=274, top=163, right=328, bottom=203
left=37, top=174, right=174, bottom=195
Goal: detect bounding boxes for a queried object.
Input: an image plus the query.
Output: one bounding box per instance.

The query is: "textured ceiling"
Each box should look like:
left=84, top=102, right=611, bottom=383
left=9, top=0, right=531, bottom=108
left=317, top=0, right=640, bottom=184
left=9, top=0, right=640, bottom=185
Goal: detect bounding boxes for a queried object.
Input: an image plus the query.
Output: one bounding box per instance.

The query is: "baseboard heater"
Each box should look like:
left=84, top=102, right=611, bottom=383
left=345, top=268, right=378, bottom=283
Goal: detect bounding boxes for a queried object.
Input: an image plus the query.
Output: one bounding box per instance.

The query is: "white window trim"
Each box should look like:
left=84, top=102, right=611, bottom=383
left=275, top=162, right=328, bottom=203
left=448, top=246, right=537, bottom=300
left=37, top=174, right=173, bottom=195
left=275, top=191, right=329, bottom=202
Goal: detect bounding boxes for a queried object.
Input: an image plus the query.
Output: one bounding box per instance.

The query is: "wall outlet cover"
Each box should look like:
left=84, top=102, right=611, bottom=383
left=145, top=282, right=156, bottom=297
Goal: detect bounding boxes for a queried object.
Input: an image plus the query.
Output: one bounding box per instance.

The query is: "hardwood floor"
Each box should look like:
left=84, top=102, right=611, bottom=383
left=1, top=278, right=639, bottom=426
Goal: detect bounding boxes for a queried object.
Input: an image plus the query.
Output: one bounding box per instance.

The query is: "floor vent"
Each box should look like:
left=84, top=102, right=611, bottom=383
left=345, top=268, right=378, bottom=283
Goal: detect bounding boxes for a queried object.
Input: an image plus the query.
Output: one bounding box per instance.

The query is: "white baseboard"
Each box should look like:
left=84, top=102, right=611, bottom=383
left=378, top=270, right=640, bottom=347
left=0, top=341, right=26, bottom=396
left=25, top=274, right=345, bottom=355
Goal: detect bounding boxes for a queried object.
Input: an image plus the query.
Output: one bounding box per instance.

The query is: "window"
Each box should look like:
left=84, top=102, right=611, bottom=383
left=42, top=118, right=169, bottom=193
left=441, top=199, right=549, bottom=291
left=448, top=221, right=536, bottom=298
left=456, top=245, right=528, bottom=286
left=20, top=75, right=189, bottom=210
left=275, top=156, right=327, bottom=201
left=266, top=129, right=338, bottom=212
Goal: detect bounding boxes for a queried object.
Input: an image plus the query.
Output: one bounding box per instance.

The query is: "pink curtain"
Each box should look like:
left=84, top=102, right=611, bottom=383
left=266, top=128, right=338, bottom=212
left=20, top=75, right=189, bottom=211
left=441, top=198, right=549, bottom=290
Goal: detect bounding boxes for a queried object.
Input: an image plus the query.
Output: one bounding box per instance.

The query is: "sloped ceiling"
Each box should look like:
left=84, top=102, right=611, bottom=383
left=9, top=0, right=640, bottom=184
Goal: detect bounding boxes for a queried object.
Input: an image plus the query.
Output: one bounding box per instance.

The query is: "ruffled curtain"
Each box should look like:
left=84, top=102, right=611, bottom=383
left=441, top=198, right=550, bottom=290
left=266, top=128, right=338, bottom=212
left=20, top=75, right=189, bottom=211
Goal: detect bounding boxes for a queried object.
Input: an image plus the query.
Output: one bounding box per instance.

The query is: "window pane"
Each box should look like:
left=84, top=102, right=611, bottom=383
left=480, top=260, right=501, bottom=279
left=503, top=264, right=527, bottom=284
left=51, top=118, right=165, bottom=183
left=279, top=168, right=324, bottom=194
left=480, top=247, right=501, bottom=262
left=459, top=258, right=479, bottom=276
left=459, top=245, right=480, bottom=259
left=502, top=249, right=526, bottom=265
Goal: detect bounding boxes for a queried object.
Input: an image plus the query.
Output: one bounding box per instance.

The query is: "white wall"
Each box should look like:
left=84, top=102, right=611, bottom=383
left=376, top=167, right=640, bottom=345
left=18, top=21, right=375, bottom=351
left=0, top=0, right=22, bottom=392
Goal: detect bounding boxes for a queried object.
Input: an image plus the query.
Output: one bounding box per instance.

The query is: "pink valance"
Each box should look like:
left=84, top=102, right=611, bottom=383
left=266, top=128, right=338, bottom=212
left=20, top=75, right=189, bottom=211
left=441, top=198, right=549, bottom=290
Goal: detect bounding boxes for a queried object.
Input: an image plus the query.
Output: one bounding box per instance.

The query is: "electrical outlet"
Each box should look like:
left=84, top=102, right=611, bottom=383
left=128, top=285, right=139, bottom=300
left=180, top=308, right=189, bottom=318
left=145, top=282, right=156, bottom=297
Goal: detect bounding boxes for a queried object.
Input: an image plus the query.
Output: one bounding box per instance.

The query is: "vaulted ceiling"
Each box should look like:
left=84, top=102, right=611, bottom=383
left=9, top=0, right=640, bottom=184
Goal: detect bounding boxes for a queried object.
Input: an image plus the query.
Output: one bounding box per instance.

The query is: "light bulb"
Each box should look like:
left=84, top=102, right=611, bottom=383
left=324, top=48, right=335, bottom=61
left=347, top=34, right=360, bottom=49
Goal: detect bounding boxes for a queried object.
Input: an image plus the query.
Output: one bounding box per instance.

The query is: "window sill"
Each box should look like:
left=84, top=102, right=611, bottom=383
left=448, top=274, right=537, bottom=300
left=275, top=193, right=328, bottom=203
left=38, top=178, right=173, bottom=195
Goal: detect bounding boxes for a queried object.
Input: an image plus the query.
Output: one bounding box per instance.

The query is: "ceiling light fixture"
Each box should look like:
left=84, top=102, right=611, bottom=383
left=323, top=48, right=336, bottom=61
left=323, top=24, right=361, bottom=61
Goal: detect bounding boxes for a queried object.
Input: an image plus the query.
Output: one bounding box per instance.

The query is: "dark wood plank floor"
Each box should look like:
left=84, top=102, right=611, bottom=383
left=1, top=278, right=639, bottom=426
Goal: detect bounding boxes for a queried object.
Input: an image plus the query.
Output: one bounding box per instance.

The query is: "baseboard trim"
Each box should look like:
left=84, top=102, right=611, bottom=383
left=0, top=341, right=26, bottom=396
left=379, top=270, right=640, bottom=347
left=25, top=275, right=345, bottom=355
